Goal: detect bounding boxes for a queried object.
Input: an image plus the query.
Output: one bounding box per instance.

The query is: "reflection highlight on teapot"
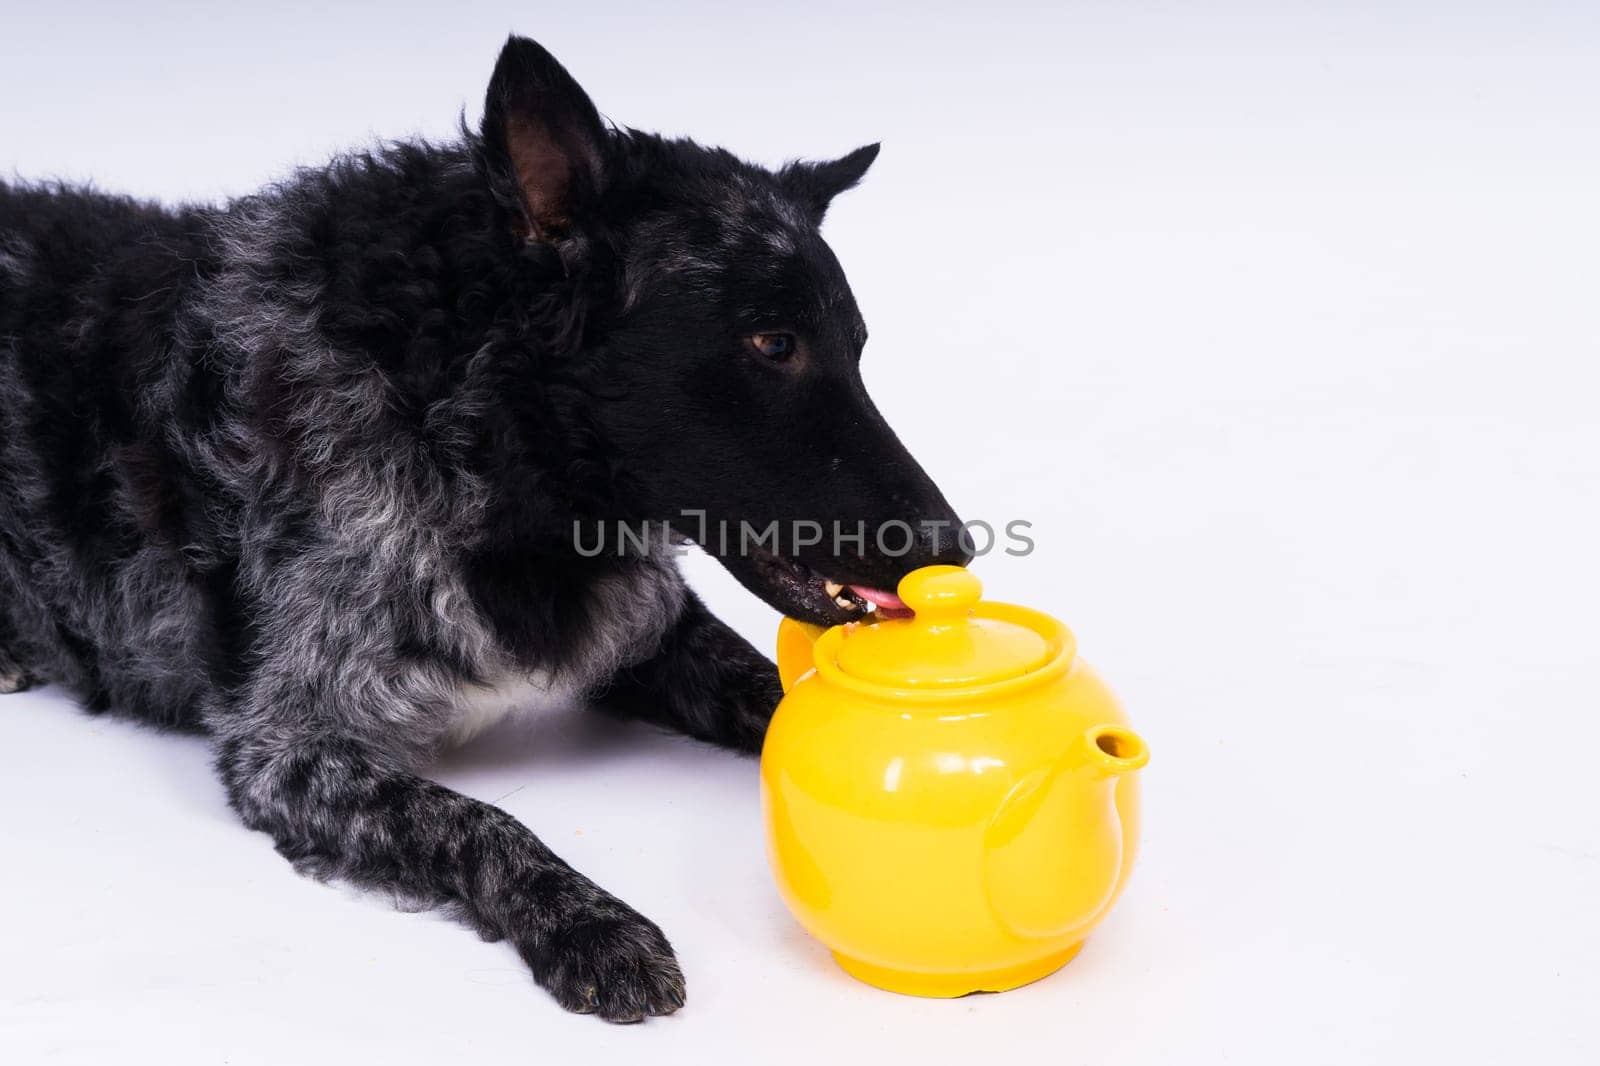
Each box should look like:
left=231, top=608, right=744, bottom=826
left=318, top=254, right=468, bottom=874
left=883, top=753, right=1009, bottom=792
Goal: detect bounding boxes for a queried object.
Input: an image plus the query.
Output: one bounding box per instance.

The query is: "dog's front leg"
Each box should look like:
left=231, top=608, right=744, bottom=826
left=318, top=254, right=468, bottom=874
left=215, top=721, right=685, bottom=1021
left=597, top=591, right=783, bottom=754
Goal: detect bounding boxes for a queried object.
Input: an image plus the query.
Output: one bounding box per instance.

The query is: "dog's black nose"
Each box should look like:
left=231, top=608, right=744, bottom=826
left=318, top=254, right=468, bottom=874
left=918, top=513, right=974, bottom=568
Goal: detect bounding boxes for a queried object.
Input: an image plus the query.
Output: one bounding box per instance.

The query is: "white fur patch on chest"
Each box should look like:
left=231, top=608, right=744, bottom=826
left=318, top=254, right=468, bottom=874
left=431, top=557, right=685, bottom=749
left=443, top=670, right=577, bottom=746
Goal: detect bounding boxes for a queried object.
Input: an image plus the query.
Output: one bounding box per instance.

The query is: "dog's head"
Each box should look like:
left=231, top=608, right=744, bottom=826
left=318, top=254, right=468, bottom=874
left=478, top=36, right=968, bottom=625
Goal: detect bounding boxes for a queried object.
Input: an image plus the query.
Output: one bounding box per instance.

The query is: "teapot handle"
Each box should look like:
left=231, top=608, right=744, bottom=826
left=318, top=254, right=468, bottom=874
left=776, top=618, right=828, bottom=693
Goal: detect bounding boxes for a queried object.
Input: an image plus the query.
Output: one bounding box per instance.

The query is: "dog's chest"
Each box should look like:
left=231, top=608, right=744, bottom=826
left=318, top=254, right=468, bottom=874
left=436, top=562, right=684, bottom=746
left=445, top=671, right=574, bottom=746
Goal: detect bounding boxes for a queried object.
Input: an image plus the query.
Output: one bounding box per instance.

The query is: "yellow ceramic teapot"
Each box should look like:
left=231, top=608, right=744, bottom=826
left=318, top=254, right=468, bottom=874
left=761, top=565, right=1148, bottom=997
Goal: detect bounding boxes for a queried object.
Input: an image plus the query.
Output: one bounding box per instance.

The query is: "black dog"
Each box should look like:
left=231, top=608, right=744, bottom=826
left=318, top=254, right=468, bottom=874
left=0, top=36, right=965, bottom=1021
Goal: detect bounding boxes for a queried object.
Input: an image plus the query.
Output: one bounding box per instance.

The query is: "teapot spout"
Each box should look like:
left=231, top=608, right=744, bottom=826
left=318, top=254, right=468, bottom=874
left=776, top=618, right=829, bottom=693
left=983, top=723, right=1148, bottom=940
left=1081, top=725, right=1150, bottom=778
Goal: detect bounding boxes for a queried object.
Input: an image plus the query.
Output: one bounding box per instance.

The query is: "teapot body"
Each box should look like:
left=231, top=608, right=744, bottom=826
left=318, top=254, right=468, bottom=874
left=760, top=652, right=1144, bottom=997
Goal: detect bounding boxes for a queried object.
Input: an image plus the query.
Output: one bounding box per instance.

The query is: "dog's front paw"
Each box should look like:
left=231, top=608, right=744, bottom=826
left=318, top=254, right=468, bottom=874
left=521, top=904, right=686, bottom=1022
left=725, top=662, right=784, bottom=753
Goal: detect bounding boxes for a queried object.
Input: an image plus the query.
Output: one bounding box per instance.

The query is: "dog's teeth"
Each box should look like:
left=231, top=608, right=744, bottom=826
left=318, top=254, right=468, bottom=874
left=823, top=580, right=844, bottom=598
left=834, top=594, right=854, bottom=609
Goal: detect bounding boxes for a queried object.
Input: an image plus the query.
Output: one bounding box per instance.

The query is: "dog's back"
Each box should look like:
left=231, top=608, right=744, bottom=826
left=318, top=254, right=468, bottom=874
left=0, top=181, right=230, bottom=725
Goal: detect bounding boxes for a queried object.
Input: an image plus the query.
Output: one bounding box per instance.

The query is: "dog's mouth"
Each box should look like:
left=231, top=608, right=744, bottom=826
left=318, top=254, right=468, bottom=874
left=821, top=577, right=913, bottom=619
left=738, top=543, right=915, bottom=626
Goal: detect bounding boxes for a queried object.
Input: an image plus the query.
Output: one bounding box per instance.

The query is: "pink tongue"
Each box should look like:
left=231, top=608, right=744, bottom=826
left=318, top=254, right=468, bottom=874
left=850, top=585, right=909, bottom=612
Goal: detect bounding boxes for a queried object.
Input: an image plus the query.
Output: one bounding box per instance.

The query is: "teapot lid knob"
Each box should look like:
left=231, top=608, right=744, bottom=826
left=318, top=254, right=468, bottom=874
left=833, top=565, right=1061, bottom=688
left=897, top=566, right=982, bottom=623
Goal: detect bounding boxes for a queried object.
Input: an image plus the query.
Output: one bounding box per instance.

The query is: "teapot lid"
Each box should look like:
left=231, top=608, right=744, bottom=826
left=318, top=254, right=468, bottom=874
left=832, top=567, right=1054, bottom=689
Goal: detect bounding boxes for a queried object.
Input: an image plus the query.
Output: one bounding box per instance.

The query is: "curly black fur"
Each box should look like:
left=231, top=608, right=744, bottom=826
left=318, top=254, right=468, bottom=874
left=0, top=36, right=965, bottom=1021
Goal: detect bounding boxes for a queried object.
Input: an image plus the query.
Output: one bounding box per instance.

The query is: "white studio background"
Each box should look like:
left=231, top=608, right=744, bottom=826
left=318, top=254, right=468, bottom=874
left=2, top=2, right=1596, bottom=1064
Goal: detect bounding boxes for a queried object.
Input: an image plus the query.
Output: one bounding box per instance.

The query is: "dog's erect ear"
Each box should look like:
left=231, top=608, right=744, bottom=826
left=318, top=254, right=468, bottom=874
left=481, top=36, right=608, bottom=240
left=779, top=143, right=881, bottom=224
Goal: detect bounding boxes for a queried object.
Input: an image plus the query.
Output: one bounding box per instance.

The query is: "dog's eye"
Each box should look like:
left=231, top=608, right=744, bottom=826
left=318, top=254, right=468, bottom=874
left=747, top=332, right=796, bottom=361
